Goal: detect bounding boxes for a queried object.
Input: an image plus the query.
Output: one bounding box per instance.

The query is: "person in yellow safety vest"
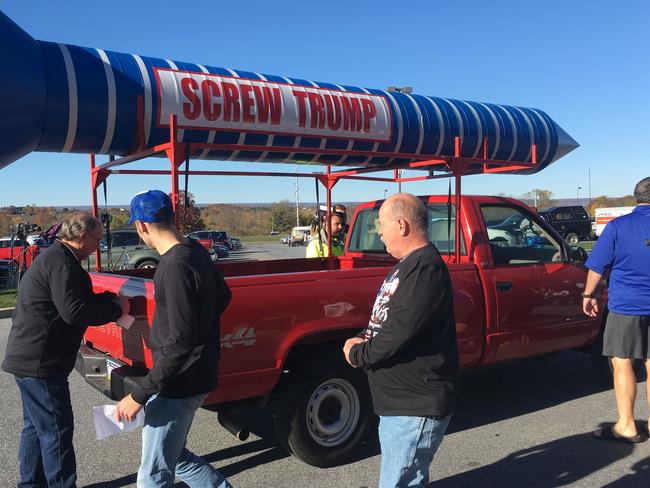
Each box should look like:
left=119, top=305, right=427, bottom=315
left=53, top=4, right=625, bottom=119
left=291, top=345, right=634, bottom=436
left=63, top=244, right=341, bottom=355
left=306, top=212, right=345, bottom=258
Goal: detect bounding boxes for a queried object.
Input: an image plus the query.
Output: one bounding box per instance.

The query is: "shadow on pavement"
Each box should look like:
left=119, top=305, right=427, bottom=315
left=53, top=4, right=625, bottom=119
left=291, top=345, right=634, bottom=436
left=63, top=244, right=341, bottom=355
left=448, top=350, right=611, bottom=435
left=85, top=350, right=618, bottom=486
left=84, top=439, right=288, bottom=487
left=429, top=430, right=646, bottom=487
left=205, top=440, right=290, bottom=479
left=602, top=456, right=650, bottom=487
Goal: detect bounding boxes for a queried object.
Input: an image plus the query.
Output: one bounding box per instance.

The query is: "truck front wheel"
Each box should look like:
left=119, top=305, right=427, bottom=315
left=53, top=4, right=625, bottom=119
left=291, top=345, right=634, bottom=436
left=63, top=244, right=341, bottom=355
left=271, top=364, right=374, bottom=468
left=136, top=259, right=158, bottom=269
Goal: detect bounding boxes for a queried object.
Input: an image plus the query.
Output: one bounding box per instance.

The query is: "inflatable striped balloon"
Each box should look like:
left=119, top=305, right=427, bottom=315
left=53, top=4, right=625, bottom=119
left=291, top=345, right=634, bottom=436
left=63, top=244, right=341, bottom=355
left=0, top=11, right=578, bottom=172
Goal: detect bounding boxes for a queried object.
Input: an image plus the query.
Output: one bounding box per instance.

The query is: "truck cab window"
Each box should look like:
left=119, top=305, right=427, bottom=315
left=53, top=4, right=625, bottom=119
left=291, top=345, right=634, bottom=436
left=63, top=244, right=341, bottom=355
left=553, top=211, right=573, bottom=221
left=482, top=205, right=562, bottom=266
left=348, top=204, right=466, bottom=255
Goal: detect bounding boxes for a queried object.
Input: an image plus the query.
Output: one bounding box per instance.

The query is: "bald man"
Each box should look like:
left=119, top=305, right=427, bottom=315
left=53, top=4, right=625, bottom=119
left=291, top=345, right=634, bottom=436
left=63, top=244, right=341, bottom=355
left=343, top=193, right=459, bottom=488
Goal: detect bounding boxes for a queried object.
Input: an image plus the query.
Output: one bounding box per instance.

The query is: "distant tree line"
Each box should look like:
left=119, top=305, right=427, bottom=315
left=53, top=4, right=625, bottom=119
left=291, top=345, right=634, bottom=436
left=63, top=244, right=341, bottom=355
left=0, top=193, right=355, bottom=237
left=8, top=186, right=635, bottom=237
left=515, top=189, right=636, bottom=215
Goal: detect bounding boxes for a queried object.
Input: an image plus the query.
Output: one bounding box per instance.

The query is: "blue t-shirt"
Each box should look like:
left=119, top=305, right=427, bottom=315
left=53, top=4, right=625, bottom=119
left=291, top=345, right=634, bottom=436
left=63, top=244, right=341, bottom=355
left=586, top=205, right=650, bottom=315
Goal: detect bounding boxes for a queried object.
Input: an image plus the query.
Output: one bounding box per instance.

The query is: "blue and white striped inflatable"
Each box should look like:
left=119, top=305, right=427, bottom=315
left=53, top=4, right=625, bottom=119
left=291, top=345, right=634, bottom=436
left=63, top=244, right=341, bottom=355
left=0, top=11, right=578, bottom=172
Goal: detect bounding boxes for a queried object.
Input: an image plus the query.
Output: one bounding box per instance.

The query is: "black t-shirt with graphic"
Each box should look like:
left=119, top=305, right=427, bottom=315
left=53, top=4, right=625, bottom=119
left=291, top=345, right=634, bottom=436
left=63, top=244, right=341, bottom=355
left=350, top=243, right=459, bottom=417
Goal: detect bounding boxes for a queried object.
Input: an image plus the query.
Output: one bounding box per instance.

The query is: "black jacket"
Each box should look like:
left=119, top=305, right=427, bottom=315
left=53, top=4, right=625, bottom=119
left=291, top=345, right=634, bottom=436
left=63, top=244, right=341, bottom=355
left=350, top=244, right=459, bottom=417
left=2, top=241, right=122, bottom=378
left=131, top=238, right=232, bottom=404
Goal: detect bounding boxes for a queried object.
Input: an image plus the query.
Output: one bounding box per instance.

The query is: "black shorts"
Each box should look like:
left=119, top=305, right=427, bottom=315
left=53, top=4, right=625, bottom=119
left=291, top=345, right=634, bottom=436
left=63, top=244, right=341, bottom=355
left=602, top=312, right=650, bottom=359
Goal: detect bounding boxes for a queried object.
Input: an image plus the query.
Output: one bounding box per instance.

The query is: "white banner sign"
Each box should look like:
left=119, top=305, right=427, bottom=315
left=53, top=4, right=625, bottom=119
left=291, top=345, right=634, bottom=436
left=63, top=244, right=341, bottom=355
left=154, top=68, right=392, bottom=142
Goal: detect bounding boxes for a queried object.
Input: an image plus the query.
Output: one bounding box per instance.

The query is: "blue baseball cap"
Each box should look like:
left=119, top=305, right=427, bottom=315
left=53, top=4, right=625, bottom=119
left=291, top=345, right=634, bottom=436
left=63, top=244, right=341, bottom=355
left=128, top=190, right=175, bottom=225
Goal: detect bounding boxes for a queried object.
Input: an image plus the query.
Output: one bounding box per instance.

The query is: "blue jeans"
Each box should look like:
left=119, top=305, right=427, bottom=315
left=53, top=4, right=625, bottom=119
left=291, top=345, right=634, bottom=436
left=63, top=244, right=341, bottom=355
left=137, top=393, right=232, bottom=488
left=378, top=414, right=452, bottom=488
left=15, top=375, right=77, bottom=488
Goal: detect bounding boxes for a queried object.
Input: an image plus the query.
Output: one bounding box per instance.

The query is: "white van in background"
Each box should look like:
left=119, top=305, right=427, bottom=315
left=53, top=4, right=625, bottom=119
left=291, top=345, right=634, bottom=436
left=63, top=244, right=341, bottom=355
left=594, top=206, right=635, bottom=237
left=290, top=226, right=311, bottom=246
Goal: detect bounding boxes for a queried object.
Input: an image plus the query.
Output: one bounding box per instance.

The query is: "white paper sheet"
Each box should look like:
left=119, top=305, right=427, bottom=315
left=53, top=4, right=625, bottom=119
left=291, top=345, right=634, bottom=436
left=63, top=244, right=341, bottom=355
left=93, top=404, right=144, bottom=440
left=116, top=314, right=135, bottom=330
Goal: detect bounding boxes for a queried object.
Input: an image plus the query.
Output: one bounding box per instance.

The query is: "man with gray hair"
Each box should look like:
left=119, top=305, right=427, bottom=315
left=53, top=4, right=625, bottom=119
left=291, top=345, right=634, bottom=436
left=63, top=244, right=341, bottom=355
left=343, top=193, right=459, bottom=487
left=585, top=177, right=650, bottom=443
left=2, top=213, right=129, bottom=488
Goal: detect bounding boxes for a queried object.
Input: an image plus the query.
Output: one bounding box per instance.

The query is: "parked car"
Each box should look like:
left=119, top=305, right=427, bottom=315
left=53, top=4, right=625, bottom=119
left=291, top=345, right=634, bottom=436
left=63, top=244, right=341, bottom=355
left=187, top=230, right=237, bottom=250
left=0, top=237, right=40, bottom=269
left=538, top=206, right=591, bottom=244
left=85, top=229, right=162, bottom=270
left=187, top=234, right=230, bottom=259
left=594, top=206, right=635, bottom=238
left=289, top=226, right=311, bottom=246
left=0, top=258, right=12, bottom=289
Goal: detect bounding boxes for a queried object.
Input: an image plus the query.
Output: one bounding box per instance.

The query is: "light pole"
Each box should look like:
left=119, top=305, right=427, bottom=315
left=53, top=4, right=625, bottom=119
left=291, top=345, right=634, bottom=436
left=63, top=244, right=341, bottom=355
left=295, top=164, right=300, bottom=226
left=576, top=186, right=582, bottom=205
left=587, top=168, right=591, bottom=217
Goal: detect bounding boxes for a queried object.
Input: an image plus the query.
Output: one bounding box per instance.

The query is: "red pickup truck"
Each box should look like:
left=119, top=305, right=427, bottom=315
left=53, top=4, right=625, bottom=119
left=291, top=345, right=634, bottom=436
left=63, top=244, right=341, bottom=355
left=76, top=194, right=603, bottom=467
left=0, top=239, right=39, bottom=270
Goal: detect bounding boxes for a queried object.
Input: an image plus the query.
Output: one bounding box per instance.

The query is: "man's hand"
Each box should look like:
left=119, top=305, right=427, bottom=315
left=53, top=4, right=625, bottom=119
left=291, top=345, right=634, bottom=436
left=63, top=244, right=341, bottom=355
left=343, top=337, right=366, bottom=367
left=583, top=297, right=599, bottom=317
left=115, top=394, right=142, bottom=422
left=113, top=296, right=130, bottom=316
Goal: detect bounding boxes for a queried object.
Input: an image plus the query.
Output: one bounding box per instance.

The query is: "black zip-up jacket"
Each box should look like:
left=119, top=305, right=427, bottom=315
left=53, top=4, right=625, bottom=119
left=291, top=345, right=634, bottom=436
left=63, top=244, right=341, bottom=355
left=131, top=238, right=232, bottom=404
left=350, top=244, right=459, bottom=417
left=2, top=241, right=122, bottom=378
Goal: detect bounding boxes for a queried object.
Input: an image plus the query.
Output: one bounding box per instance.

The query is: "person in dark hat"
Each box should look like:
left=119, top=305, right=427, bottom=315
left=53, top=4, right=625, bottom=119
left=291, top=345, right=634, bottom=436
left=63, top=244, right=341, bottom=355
left=115, top=190, right=232, bottom=487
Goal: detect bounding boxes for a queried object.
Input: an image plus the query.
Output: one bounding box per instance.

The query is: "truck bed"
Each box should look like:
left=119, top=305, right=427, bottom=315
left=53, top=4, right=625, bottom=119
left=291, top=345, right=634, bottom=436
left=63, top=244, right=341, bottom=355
left=86, top=256, right=485, bottom=404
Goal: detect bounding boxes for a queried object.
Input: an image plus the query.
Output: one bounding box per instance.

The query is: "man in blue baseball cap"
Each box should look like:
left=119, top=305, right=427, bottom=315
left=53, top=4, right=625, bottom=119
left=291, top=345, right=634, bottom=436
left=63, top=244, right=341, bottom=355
left=116, top=190, right=233, bottom=487
left=127, top=190, right=176, bottom=226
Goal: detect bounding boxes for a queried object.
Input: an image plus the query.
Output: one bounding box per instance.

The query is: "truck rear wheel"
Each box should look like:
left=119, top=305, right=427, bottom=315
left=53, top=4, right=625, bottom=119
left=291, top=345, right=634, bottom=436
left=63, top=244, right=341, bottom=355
left=271, top=363, right=374, bottom=467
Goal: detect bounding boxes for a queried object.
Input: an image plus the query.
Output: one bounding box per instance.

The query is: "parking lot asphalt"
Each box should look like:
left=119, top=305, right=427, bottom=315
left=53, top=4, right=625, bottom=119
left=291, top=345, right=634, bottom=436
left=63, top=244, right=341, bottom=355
left=223, top=241, right=308, bottom=261
left=1, top=315, right=648, bottom=487
left=0, top=242, right=648, bottom=487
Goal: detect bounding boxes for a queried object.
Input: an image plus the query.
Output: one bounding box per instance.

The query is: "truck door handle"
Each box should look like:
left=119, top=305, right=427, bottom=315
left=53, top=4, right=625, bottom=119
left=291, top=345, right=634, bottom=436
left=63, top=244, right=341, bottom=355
left=496, top=281, right=513, bottom=292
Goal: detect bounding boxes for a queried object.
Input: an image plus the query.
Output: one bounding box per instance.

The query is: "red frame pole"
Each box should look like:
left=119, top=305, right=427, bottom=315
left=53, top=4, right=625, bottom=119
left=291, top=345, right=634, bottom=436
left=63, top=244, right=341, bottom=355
left=171, top=160, right=180, bottom=228
left=454, top=137, right=462, bottom=263
left=326, top=165, right=332, bottom=259
left=90, top=154, right=101, bottom=270
left=167, top=115, right=182, bottom=229
left=454, top=173, right=462, bottom=263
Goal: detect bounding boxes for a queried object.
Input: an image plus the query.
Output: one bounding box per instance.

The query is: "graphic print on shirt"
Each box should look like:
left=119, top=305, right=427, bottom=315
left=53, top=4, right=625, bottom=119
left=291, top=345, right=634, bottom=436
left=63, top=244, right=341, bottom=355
left=364, top=269, right=400, bottom=339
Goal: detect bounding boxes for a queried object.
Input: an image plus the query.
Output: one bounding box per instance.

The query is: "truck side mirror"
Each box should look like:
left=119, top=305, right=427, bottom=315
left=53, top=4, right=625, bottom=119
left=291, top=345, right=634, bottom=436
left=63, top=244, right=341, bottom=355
left=569, top=245, right=588, bottom=263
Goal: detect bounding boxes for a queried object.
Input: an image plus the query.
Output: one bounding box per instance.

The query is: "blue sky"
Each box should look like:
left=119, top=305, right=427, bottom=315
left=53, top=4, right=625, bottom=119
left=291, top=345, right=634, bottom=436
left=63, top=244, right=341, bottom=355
left=1, top=0, right=648, bottom=206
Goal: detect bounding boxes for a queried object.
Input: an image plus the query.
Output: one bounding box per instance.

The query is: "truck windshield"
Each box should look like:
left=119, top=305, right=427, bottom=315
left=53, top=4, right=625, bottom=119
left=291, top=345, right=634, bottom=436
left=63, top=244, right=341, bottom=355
left=347, top=204, right=466, bottom=255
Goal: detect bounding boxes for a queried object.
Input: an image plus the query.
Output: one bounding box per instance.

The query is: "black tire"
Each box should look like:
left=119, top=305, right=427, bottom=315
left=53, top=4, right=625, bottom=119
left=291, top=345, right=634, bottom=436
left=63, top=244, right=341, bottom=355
left=271, top=363, right=374, bottom=468
left=565, top=232, right=580, bottom=245
left=136, top=259, right=158, bottom=269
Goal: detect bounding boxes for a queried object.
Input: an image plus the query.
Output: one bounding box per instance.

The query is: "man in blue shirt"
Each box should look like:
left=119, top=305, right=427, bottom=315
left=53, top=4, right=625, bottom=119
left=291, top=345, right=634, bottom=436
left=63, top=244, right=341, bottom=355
left=583, top=177, right=650, bottom=443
